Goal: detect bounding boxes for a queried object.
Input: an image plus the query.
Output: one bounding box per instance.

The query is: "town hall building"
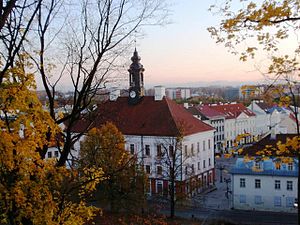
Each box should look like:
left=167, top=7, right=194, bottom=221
left=70, top=49, right=215, bottom=196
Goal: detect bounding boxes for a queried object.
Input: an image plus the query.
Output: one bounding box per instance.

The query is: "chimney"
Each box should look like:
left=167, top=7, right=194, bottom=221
left=109, top=89, right=120, bottom=101
left=154, top=85, right=165, bottom=101
left=270, top=127, right=276, bottom=140
left=183, top=102, right=189, bottom=109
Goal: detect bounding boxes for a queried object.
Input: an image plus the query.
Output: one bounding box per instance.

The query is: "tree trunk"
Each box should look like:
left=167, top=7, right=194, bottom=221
left=291, top=91, right=300, bottom=225
left=297, top=154, right=300, bottom=225
left=109, top=179, right=116, bottom=213
left=170, top=180, right=175, bottom=219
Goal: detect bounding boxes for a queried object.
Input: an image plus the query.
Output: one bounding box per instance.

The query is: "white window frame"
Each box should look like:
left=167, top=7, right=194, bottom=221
left=240, top=178, right=245, bottom=188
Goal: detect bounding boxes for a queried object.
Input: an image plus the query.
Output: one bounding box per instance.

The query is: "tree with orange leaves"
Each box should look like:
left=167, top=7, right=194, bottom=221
left=79, top=122, right=147, bottom=213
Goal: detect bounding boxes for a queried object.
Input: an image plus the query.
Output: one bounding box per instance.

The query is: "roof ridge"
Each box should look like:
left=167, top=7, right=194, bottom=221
left=164, top=97, right=183, bottom=136
left=166, top=98, right=214, bottom=135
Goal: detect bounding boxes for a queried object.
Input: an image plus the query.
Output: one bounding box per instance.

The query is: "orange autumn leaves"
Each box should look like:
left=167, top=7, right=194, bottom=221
left=0, top=59, right=102, bottom=224
left=79, top=122, right=147, bottom=212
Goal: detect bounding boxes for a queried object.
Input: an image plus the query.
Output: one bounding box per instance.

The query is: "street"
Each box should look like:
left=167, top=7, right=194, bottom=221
left=170, top=208, right=298, bottom=225
left=168, top=156, right=298, bottom=224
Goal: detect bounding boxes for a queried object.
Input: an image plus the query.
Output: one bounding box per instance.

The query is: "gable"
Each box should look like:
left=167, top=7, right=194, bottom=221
left=237, top=112, right=248, bottom=119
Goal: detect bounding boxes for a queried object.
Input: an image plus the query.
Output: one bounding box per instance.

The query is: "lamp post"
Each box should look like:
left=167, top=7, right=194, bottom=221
left=216, top=164, right=225, bottom=183
left=224, top=178, right=231, bottom=198
left=224, top=177, right=232, bottom=208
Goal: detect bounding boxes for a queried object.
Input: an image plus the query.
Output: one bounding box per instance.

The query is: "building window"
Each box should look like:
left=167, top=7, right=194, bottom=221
left=240, top=178, right=245, bottom=188
left=184, top=145, right=188, bottom=156
left=145, top=165, right=151, bottom=174
left=185, top=166, right=188, bottom=175
left=191, top=164, right=194, bottom=173
left=130, top=144, right=135, bottom=155
left=203, top=140, right=206, bottom=151
left=169, top=145, right=174, bottom=157
left=145, top=145, right=150, bottom=156
left=208, top=139, right=211, bottom=150
left=191, top=144, right=194, bottom=156
left=240, top=195, right=246, bottom=203
left=197, top=142, right=200, bottom=153
left=157, top=144, right=162, bottom=157
left=255, top=179, right=261, bottom=189
left=255, top=195, right=262, bottom=204
left=286, top=197, right=295, bottom=207
left=157, top=166, right=162, bottom=175
left=275, top=162, right=281, bottom=170
left=275, top=180, right=281, bottom=190
left=209, top=158, right=211, bottom=166
left=274, top=196, right=282, bottom=207
left=47, top=151, right=52, bottom=158
left=287, top=181, right=293, bottom=191
left=254, top=161, right=261, bottom=170
left=288, top=163, right=293, bottom=171
left=198, top=162, right=200, bottom=170
left=54, top=151, right=59, bottom=158
left=203, top=160, right=206, bottom=168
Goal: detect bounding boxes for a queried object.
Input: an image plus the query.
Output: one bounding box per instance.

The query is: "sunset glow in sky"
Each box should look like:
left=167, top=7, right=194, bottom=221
left=36, top=0, right=298, bottom=91
left=137, top=0, right=266, bottom=87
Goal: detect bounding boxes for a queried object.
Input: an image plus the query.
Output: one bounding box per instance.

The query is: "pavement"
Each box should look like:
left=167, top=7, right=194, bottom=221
left=192, top=156, right=236, bottom=210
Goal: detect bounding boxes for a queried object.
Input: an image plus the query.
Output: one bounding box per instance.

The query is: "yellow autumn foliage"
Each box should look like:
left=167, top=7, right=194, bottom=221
left=0, top=58, right=102, bottom=224
left=208, top=0, right=300, bottom=74
left=79, top=122, right=147, bottom=212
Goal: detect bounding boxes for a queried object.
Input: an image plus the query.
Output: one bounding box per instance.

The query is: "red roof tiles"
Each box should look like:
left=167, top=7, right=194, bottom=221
left=209, top=103, right=255, bottom=119
left=71, top=96, right=214, bottom=137
left=197, top=105, right=225, bottom=118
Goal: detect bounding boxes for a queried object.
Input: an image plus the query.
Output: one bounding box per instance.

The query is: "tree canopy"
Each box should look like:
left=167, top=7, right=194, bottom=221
left=79, top=122, right=146, bottom=213
left=0, top=57, right=104, bottom=224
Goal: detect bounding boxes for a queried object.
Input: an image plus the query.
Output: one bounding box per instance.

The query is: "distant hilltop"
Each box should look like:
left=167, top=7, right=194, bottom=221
left=146, top=79, right=266, bottom=88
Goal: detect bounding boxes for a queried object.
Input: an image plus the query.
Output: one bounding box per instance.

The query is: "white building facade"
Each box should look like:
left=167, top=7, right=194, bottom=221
left=247, top=100, right=270, bottom=136
left=125, top=129, right=215, bottom=196
left=209, top=103, right=256, bottom=151
left=231, top=158, right=297, bottom=213
left=188, top=105, right=225, bottom=154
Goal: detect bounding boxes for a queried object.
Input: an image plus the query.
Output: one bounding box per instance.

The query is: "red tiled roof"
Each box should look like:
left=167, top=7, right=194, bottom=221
left=71, top=96, right=214, bottom=136
left=197, top=105, right=225, bottom=118
left=209, top=103, right=256, bottom=119
left=186, top=106, right=203, bottom=116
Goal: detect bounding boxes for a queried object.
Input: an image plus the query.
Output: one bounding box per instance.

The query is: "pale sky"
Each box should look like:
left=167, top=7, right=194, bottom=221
left=36, top=0, right=287, bottom=91
left=137, top=0, right=264, bottom=88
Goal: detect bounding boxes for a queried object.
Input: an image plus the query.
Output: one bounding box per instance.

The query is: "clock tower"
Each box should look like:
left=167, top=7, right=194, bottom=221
left=128, top=48, right=145, bottom=105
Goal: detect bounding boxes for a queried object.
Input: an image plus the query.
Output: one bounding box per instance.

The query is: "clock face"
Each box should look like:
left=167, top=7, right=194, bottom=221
left=130, top=90, right=136, bottom=98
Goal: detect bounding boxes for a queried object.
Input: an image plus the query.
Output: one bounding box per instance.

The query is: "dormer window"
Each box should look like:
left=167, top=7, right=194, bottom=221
left=275, top=162, right=281, bottom=170
left=288, top=163, right=293, bottom=171
left=255, top=161, right=261, bottom=170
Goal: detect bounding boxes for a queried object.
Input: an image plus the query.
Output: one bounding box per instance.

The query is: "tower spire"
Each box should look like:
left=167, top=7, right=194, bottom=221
left=128, top=48, right=145, bottom=105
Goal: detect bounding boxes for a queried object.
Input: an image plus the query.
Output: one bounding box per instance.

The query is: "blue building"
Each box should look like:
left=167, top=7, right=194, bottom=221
left=231, top=134, right=298, bottom=212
